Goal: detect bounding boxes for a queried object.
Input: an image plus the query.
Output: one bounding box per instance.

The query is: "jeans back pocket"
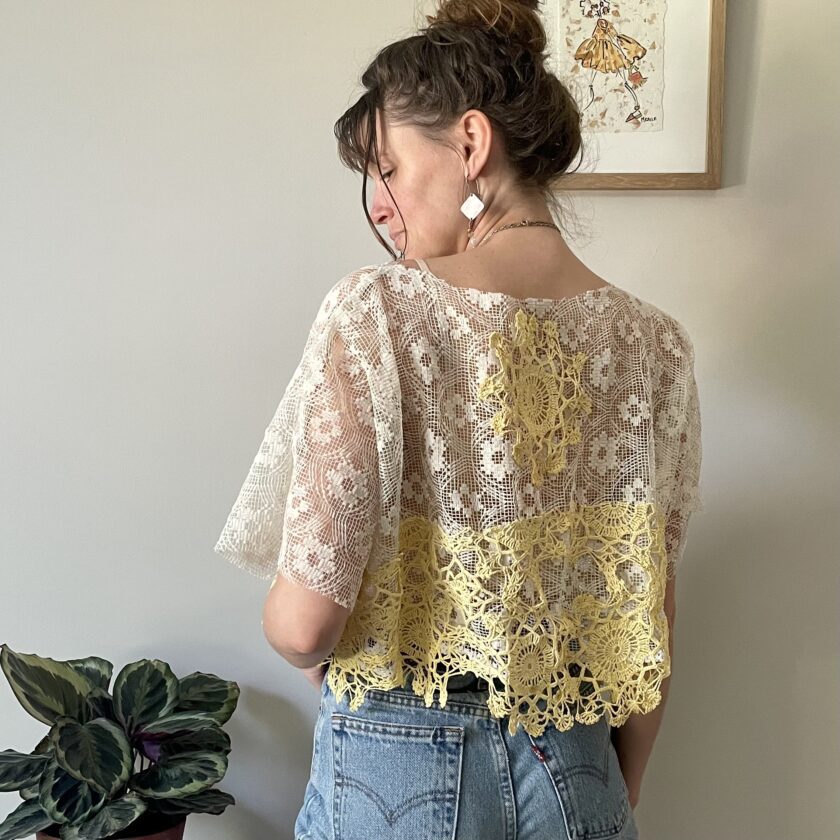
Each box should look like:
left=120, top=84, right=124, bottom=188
left=537, top=717, right=635, bottom=840
left=330, top=713, right=464, bottom=840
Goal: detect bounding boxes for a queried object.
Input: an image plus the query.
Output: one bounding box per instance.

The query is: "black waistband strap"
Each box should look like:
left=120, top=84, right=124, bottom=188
left=402, top=659, right=505, bottom=694
left=446, top=673, right=506, bottom=693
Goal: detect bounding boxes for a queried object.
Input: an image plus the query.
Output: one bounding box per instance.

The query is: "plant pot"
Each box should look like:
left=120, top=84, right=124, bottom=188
left=37, top=812, right=186, bottom=840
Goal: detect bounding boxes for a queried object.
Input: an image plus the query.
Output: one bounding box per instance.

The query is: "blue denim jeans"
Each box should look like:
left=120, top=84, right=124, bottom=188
left=293, top=670, right=639, bottom=840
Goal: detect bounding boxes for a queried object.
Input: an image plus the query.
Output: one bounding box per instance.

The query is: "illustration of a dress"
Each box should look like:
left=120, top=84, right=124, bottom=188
left=574, top=17, right=648, bottom=123
left=576, top=17, right=646, bottom=72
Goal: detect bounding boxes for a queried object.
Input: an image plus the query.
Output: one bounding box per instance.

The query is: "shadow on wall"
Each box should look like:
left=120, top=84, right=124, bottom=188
left=186, top=806, right=279, bottom=839
left=222, top=683, right=322, bottom=837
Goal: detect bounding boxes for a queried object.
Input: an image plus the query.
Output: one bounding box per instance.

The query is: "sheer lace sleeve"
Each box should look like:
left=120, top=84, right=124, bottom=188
left=213, top=269, right=385, bottom=611
left=652, top=317, right=704, bottom=579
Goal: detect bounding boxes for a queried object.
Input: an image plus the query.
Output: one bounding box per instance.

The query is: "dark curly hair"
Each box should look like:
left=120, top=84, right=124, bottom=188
left=334, top=0, right=585, bottom=260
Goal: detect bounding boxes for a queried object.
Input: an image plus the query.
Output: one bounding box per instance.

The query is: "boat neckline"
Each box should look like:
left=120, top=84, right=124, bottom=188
left=395, top=260, right=617, bottom=306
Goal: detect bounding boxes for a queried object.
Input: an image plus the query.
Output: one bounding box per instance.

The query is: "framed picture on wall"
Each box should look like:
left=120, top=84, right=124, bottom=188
left=413, top=0, right=727, bottom=190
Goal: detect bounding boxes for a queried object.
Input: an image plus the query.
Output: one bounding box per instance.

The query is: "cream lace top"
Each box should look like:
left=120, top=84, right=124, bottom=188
left=214, top=259, right=704, bottom=737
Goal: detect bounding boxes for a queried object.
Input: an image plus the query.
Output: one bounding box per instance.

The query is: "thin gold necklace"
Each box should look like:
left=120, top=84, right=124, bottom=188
left=470, top=218, right=561, bottom=250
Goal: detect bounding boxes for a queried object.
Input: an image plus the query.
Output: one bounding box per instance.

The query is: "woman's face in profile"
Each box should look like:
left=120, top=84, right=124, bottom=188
left=367, top=109, right=466, bottom=259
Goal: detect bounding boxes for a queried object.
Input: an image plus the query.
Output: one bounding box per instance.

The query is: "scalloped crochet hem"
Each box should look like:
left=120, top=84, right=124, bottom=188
left=320, top=504, right=673, bottom=738
left=324, top=656, right=670, bottom=738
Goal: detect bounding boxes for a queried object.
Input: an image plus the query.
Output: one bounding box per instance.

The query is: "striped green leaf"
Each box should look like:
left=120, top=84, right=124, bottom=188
left=157, top=723, right=231, bottom=759
left=149, top=788, right=234, bottom=817
left=56, top=793, right=146, bottom=840
left=0, top=646, right=92, bottom=726
left=0, top=798, right=53, bottom=840
left=84, top=687, right=115, bottom=721
left=20, top=738, right=49, bottom=799
left=130, top=751, right=227, bottom=799
left=135, top=711, right=218, bottom=738
left=64, top=658, right=113, bottom=692
left=51, top=718, right=131, bottom=797
left=38, top=756, right=106, bottom=825
left=112, top=660, right=178, bottom=734
left=0, top=750, right=48, bottom=792
left=174, top=673, right=239, bottom=725
left=18, top=780, right=41, bottom=800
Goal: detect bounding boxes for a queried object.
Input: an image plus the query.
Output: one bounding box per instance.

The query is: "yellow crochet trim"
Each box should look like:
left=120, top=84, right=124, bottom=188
left=323, top=503, right=671, bottom=737
left=477, top=308, right=593, bottom=487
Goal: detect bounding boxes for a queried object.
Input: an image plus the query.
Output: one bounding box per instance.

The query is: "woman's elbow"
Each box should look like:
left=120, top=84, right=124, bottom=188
left=261, top=585, right=305, bottom=656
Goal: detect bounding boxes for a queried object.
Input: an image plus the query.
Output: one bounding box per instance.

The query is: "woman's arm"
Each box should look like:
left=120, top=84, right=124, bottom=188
left=301, top=661, right=329, bottom=693
left=610, top=575, right=677, bottom=809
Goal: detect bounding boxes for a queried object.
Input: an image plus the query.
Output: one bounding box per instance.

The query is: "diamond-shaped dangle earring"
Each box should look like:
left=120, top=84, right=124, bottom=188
left=460, top=173, right=485, bottom=248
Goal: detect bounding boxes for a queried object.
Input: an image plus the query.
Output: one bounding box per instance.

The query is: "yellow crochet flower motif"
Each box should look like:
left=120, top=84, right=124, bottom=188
left=478, top=308, right=593, bottom=486
left=584, top=619, right=652, bottom=684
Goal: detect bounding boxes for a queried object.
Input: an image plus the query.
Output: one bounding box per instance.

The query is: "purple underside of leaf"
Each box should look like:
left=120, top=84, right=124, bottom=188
left=137, top=738, right=162, bottom=761
left=133, top=728, right=177, bottom=745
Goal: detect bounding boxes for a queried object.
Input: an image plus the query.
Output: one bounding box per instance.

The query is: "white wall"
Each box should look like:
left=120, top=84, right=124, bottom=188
left=1, top=2, right=837, bottom=839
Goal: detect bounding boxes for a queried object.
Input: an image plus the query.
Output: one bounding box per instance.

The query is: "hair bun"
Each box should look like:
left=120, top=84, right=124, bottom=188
left=424, top=0, right=547, bottom=58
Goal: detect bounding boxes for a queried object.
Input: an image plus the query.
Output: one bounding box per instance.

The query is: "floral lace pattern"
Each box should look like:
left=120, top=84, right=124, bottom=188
left=214, top=262, right=703, bottom=736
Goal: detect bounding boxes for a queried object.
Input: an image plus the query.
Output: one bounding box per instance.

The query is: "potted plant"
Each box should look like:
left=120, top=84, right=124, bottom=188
left=0, top=644, right=239, bottom=840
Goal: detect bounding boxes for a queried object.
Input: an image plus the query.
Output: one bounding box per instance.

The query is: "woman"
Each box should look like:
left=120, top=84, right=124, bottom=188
left=214, top=2, right=703, bottom=838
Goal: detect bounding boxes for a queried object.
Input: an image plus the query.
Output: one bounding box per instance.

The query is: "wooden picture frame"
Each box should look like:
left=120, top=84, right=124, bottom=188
left=414, top=0, right=727, bottom=190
